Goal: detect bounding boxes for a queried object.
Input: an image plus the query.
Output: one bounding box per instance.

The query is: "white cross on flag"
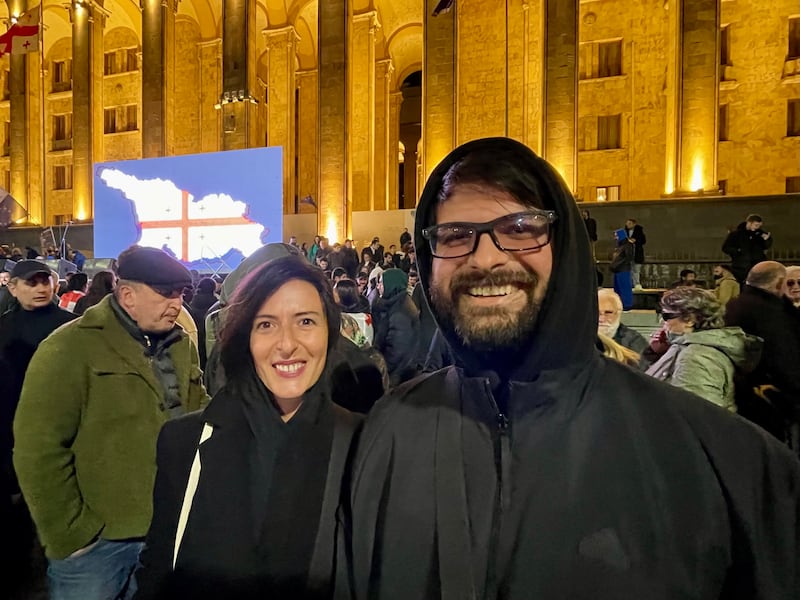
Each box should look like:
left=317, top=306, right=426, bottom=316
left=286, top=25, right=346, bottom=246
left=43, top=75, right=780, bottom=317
left=0, top=5, right=40, bottom=57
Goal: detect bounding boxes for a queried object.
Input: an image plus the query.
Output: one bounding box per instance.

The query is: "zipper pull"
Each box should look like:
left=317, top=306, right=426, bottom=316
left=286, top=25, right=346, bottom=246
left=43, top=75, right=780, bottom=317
left=496, top=413, right=509, bottom=432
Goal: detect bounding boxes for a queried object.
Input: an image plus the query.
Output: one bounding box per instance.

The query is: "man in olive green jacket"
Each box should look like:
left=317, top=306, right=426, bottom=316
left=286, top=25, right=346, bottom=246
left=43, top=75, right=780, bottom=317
left=13, top=246, right=209, bottom=600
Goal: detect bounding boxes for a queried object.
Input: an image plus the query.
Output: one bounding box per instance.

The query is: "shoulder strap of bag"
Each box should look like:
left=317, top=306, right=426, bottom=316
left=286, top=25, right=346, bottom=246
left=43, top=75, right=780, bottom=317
left=172, top=422, right=214, bottom=569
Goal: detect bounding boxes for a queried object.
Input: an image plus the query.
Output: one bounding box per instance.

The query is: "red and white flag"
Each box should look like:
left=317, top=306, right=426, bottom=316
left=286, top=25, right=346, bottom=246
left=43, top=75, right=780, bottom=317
left=0, top=5, right=40, bottom=57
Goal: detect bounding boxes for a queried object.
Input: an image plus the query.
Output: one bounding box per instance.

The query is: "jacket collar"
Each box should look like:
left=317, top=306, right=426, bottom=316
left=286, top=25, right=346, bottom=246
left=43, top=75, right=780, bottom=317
left=76, top=295, right=174, bottom=398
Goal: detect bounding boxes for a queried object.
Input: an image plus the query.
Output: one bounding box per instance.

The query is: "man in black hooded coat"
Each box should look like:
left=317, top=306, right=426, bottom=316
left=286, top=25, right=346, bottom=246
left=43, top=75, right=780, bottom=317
left=338, top=137, right=800, bottom=599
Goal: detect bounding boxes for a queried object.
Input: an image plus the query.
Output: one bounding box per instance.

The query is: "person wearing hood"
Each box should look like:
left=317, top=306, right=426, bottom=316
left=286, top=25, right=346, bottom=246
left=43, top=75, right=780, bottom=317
left=365, top=265, right=383, bottom=308
left=609, top=227, right=634, bottom=310
left=134, top=257, right=361, bottom=599
left=203, top=243, right=302, bottom=394
left=339, top=137, right=800, bottom=599
left=645, top=287, right=761, bottom=411
left=372, top=267, right=420, bottom=388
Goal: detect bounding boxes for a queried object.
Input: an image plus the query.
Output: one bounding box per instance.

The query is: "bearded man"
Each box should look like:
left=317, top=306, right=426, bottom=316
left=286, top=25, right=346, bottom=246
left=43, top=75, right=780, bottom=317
left=597, top=288, right=648, bottom=355
left=339, top=137, right=800, bottom=599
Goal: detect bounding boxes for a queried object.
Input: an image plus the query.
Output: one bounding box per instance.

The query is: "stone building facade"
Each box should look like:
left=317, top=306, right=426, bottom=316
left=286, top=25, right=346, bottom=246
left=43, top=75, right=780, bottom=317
left=0, top=0, right=797, bottom=242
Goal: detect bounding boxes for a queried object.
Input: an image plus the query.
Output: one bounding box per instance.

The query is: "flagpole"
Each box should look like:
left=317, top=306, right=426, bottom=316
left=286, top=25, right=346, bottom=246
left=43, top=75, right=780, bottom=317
left=39, top=1, right=46, bottom=230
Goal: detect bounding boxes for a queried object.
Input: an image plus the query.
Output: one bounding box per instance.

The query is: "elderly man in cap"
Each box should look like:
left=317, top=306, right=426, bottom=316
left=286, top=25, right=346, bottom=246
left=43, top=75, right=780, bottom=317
left=13, top=246, right=209, bottom=600
left=0, top=260, right=76, bottom=591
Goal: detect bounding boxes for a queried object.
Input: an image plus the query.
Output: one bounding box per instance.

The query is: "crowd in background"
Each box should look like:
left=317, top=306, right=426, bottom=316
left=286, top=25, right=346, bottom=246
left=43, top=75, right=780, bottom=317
left=0, top=197, right=798, bottom=598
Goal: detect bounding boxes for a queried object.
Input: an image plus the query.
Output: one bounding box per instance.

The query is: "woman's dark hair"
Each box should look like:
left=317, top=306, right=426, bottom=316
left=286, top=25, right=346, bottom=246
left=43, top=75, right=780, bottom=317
left=333, top=278, right=364, bottom=312
left=218, top=256, right=341, bottom=381
left=196, top=277, right=216, bottom=295
left=331, top=267, right=348, bottom=280
left=67, top=272, right=88, bottom=291
left=85, top=271, right=115, bottom=299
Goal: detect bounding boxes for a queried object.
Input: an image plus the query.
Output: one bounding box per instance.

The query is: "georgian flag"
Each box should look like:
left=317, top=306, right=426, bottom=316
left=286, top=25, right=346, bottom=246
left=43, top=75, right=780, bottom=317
left=0, top=5, right=40, bottom=57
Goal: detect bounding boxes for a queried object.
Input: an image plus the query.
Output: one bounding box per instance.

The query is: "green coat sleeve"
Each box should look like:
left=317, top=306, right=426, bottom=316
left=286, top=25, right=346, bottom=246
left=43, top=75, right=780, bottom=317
left=670, top=344, right=731, bottom=409
left=187, top=338, right=211, bottom=410
left=12, top=333, right=104, bottom=557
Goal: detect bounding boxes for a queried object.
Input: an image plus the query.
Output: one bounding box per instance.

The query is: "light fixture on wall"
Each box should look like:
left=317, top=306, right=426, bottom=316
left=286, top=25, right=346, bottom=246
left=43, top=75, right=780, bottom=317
left=214, top=89, right=259, bottom=110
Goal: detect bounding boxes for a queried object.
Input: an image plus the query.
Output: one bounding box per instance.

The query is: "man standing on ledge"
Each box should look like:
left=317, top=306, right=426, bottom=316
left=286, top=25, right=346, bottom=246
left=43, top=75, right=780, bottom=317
left=13, top=246, right=209, bottom=600
left=624, top=217, right=646, bottom=289
left=722, top=214, right=773, bottom=285
left=340, top=137, right=799, bottom=599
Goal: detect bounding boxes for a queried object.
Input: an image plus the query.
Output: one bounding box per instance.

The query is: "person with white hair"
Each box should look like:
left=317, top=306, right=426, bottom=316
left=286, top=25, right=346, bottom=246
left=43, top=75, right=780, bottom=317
left=784, top=265, right=800, bottom=309
left=597, top=288, right=648, bottom=355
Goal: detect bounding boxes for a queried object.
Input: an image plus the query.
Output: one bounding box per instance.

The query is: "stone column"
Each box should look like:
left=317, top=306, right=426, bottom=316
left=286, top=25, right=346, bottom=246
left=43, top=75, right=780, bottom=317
left=71, top=0, right=104, bottom=221
left=7, top=0, right=38, bottom=223
left=264, top=25, right=298, bottom=214
left=388, top=91, right=402, bottom=210
left=141, top=0, right=176, bottom=157
left=318, top=0, right=347, bottom=241
left=455, top=0, right=507, bottom=142
left=422, top=0, right=456, bottom=180
left=349, top=10, right=378, bottom=212
left=667, top=0, right=719, bottom=194
left=296, top=69, right=317, bottom=214
left=374, top=58, right=393, bottom=211
left=221, top=0, right=257, bottom=150
left=197, top=38, right=221, bottom=153
left=542, top=0, right=578, bottom=191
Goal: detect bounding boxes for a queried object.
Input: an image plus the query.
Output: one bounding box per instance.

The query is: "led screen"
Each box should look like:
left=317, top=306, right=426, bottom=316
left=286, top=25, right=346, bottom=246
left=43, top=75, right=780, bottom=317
left=93, top=147, right=283, bottom=273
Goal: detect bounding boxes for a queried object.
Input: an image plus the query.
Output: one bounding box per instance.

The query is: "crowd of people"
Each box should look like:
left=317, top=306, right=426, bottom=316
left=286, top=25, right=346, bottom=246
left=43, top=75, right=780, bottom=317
left=0, top=136, right=799, bottom=599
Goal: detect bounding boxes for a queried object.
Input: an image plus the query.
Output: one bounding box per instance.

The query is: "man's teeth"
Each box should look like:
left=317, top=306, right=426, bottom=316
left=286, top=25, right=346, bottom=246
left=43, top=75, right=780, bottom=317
left=467, top=285, right=515, bottom=297
left=275, top=363, right=303, bottom=373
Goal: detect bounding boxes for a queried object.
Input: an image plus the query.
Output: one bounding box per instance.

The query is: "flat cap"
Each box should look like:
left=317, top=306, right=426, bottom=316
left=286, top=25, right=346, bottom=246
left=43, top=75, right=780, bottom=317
left=10, top=260, right=51, bottom=280
left=116, top=246, right=192, bottom=293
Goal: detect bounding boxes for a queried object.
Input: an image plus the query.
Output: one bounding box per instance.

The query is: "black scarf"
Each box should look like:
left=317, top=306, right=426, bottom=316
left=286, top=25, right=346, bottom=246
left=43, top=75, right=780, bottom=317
left=229, top=363, right=335, bottom=592
left=109, top=295, right=185, bottom=417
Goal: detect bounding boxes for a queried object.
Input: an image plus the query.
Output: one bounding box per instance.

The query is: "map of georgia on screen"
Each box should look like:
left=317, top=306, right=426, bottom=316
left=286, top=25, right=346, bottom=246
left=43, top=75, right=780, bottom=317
left=93, top=147, right=283, bottom=273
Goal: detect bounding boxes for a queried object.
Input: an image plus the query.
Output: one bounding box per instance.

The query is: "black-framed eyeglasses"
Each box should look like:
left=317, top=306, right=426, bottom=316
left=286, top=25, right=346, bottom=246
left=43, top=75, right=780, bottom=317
left=660, top=311, right=681, bottom=321
left=787, top=279, right=799, bottom=288
left=421, top=209, right=557, bottom=259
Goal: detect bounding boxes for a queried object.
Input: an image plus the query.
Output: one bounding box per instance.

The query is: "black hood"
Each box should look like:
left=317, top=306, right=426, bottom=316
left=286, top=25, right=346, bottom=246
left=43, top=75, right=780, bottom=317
left=414, top=137, right=597, bottom=381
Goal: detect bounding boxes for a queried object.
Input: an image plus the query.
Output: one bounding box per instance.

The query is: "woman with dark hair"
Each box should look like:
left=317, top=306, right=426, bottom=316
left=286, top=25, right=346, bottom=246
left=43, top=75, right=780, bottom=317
left=72, top=270, right=116, bottom=316
left=134, top=256, right=362, bottom=600
left=333, top=279, right=371, bottom=340
left=645, top=286, right=761, bottom=411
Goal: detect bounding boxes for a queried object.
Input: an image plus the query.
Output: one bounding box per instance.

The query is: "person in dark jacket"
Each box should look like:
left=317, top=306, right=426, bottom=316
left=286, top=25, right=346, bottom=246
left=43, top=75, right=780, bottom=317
left=134, top=257, right=361, bottom=599
left=189, top=277, right=218, bottom=368
left=724, top=261, right=800, bottom=451
left=339, top=137, right=800, bottom=600
left=597, top=288, right=649, bottom=369
left=581, top=209, right=597, bottom=260
left=73, top=270, right=116, bottom=316
left=372, top=268, right=419, bottom=388
left=722, top=214, right=773, bottom=284
left=624, top=218, right=647, bottom=289
left=610, top=228, right=634, bottom=310
left=0, top=261, right=77, bottom=595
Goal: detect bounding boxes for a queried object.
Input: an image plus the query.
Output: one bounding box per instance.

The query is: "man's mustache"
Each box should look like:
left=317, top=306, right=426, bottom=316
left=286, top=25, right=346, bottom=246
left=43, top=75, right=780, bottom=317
left=450, top=269, right=538, bottom=294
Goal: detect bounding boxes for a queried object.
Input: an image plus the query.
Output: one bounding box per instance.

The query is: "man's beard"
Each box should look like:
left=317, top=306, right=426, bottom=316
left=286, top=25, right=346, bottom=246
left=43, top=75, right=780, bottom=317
left=430, top=268, right=543, bottom=353
left=598, top=319, right=620, bottom=339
